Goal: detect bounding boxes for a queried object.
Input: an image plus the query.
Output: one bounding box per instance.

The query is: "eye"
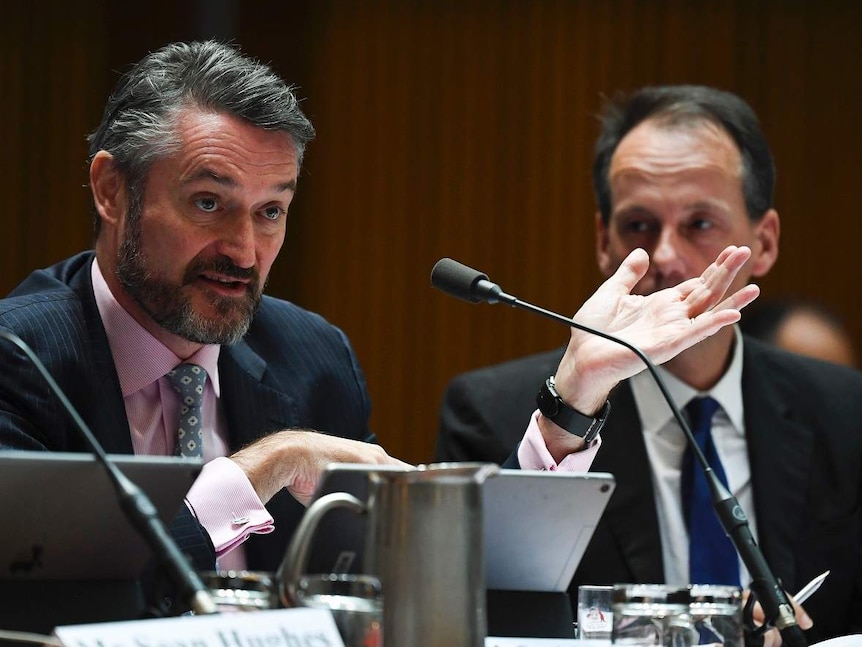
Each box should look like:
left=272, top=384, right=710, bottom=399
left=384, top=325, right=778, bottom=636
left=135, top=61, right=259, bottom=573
left=621, top=218, right=656, bottom=235
left=689, top=217, right=714, bottom=231
left=194, top=196, right=219, bottom=213
left=261, top=205, right=286, bottom=221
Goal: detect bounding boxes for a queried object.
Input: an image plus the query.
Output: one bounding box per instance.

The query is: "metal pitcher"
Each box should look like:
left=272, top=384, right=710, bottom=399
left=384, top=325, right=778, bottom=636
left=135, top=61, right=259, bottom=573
left=279, top=462, right=499, bottom=647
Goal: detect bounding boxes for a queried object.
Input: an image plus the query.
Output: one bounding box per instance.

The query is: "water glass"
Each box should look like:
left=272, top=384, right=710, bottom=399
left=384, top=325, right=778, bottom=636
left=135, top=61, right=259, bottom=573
left=293, top=573, right=383, bottom=647
left=688, top=585, right=743, bottom=647
left=202, top=570, right=278, bottom=612
left=612, top=584, right=695, bottom=647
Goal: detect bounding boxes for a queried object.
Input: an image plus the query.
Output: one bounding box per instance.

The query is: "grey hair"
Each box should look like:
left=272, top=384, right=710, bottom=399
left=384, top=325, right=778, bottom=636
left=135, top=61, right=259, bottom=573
left=87, top=40, right=315, bottom=234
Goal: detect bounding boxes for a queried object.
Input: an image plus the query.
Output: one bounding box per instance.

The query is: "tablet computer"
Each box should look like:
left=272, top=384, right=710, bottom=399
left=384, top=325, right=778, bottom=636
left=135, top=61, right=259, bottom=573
left=0, top=451, right=201, bottom=581
left=304, top=464, right=615, bottom=592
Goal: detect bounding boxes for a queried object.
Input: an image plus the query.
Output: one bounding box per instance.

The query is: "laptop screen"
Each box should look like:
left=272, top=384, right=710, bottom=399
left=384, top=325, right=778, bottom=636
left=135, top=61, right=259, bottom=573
left=0, top=451, right=201, bottom=581
left=303, top=464, right=615, bottom=592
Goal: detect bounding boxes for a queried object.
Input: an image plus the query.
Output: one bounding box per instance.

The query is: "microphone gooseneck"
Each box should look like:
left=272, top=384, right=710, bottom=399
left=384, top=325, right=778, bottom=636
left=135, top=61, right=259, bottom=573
left=430, top=258, right=807, bottom=647
left=0, top=330, right=218, bottom=617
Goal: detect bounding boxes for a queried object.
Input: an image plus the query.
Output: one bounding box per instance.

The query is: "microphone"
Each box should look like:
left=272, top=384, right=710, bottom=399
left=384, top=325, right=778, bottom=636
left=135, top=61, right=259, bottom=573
left=430, top=257, right=807, bottom=647
left=0, top=330, right=218, bottom=617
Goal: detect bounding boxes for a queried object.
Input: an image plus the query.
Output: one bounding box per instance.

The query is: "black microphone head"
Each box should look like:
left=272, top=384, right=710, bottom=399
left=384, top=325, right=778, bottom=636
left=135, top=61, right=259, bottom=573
left=430, top=258, right=488, bottom=303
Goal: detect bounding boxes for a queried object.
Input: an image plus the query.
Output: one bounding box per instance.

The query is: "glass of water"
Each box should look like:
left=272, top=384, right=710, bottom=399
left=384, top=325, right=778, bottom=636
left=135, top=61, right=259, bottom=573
left=612, top=584, right=695, bottom=647
left=293, top=573, right=383, bottom=647
left=202, top=570, right=278, bottom=612
left=688, top=585, right=743, bottom=647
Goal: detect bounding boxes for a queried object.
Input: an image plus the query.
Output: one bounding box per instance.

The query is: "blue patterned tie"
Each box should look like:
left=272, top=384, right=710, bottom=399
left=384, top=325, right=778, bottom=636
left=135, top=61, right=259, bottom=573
left=680, top=396, right=740, bottom=586
left=166, top=363, right=208, bottom=459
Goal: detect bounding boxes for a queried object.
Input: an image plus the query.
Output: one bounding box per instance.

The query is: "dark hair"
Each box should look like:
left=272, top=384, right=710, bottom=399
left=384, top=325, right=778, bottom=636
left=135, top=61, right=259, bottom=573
left=87, top=40, right=316, bottom=234
left=592, top=85, right=775, bottom=224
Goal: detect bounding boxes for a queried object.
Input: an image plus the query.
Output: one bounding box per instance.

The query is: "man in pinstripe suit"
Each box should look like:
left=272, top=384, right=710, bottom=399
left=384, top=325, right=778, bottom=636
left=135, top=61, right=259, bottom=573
left=0, top=43, right=756, bottom=604
left=0, top=42, right=411, bottom=584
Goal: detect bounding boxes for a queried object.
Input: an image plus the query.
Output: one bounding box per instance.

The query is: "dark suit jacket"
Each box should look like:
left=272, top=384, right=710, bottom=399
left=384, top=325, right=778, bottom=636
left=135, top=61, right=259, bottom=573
left=0, top=252, right=374, bottom=573
left=436, top=340, right=862, bottom=640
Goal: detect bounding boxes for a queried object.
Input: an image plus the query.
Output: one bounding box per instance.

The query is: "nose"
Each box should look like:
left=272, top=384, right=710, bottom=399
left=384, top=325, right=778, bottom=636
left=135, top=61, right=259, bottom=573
left=649, top=227, right=687, bottom=287
left=216, top=214, right=257, bottom=269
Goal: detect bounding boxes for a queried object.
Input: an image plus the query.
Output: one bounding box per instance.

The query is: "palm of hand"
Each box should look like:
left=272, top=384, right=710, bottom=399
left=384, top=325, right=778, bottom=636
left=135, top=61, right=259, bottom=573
left=560, top=246, right=759, bottom=389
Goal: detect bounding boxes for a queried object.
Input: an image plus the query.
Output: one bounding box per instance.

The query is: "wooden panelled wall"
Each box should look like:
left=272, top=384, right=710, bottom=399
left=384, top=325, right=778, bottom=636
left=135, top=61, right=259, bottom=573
left=3, top=1, right=861, bottom=464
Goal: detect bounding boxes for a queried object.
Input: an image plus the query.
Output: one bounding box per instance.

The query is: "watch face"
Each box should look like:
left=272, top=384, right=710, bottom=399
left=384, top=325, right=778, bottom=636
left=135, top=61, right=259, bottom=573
left=538, top=383, right=560, bottom=417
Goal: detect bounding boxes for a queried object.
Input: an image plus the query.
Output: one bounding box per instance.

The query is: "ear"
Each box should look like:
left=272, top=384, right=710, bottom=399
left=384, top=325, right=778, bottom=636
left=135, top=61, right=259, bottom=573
left=750, top=208, right=780, bottom=277
left=89, top=151, right=127, bottom=230
left=595, top=211, right=614, bottom=278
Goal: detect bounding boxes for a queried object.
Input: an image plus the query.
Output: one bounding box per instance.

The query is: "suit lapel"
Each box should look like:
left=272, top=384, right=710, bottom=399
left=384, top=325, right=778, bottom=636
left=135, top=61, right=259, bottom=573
left=741, top=340, right=813, bottom=591
left=220, top=340, right=299, bottom=450
left=592, top=383, right=665, bottom=582
left=70, top=256, right=135, bottom=454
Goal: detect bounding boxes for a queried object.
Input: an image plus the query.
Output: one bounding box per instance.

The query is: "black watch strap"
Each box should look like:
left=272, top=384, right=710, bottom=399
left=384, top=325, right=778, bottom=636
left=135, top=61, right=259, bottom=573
left=535, top=376, right=611, bottom=444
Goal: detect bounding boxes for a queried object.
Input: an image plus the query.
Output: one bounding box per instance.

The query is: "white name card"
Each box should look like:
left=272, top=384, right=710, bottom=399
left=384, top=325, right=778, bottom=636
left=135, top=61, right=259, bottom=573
left=54, top=608, right=344, bottom=647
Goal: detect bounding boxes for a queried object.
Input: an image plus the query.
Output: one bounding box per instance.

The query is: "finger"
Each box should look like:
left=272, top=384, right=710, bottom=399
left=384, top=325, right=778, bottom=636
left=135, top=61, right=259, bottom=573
left=696, top=246, right=750, bottom=295
left=687, top=308, right=743, bottom=343
left=686, top=284, right=759, bottom=343
left=683, top=246, right=752, bottom=313
left=787, top=597, right=814, bottom=631
left=762, top=627, right=782, bottom=647
left=387, top=457, right=416, bottom=470
left=687, top=289, right=757, bottom=339
left=696, top=245, right=746, bottom=288
left=608, top=248, right=650, bottom=294
left=712, top=283, right=760, bottom=313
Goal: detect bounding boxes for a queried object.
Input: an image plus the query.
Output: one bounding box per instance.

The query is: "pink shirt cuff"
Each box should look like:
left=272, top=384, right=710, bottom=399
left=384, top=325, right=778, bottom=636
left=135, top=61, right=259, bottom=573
left=185, top=456, right=275, bottom=556
left=517, top=409, right=601, bottom=471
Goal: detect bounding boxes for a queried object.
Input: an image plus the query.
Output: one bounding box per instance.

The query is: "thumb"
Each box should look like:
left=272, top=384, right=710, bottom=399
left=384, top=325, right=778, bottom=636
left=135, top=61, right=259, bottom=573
left=609, top=248, right=650, bottom=294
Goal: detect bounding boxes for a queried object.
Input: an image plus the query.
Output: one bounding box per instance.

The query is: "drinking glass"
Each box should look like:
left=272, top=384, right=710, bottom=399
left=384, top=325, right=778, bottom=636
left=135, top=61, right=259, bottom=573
left=612, top=584, right=695, bottom=647
left=688, top=585, right=743, bottom=647
left=293, top=573, right=383, bottom=647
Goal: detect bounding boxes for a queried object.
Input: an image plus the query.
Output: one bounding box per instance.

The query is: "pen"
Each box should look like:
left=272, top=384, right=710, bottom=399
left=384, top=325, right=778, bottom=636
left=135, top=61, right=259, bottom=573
left=792, top=570, right=830, bottom=605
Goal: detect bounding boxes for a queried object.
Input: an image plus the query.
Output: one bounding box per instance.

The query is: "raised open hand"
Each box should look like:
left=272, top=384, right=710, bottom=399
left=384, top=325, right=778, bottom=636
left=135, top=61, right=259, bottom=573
left=554, top=245, right=759, bottom=414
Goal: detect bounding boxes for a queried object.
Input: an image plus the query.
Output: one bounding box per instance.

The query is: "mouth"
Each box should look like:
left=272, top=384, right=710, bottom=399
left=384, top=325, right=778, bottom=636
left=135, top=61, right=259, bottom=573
left=197, top=272, right=253, bottom=298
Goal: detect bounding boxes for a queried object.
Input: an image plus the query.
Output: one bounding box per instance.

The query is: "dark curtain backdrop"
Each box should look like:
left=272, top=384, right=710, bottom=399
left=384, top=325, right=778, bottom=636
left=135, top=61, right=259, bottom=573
left=3, top=0, right=860, bottom=463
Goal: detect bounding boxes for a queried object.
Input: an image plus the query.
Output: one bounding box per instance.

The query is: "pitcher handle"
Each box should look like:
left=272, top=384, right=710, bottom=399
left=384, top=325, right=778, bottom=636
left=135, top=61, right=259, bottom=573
left=276, top=492, right=366, bottom=607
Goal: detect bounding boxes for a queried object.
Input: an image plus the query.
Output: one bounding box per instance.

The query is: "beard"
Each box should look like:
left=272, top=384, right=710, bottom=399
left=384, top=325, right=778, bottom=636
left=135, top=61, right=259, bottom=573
left=116, top=214, right=263, bottom=346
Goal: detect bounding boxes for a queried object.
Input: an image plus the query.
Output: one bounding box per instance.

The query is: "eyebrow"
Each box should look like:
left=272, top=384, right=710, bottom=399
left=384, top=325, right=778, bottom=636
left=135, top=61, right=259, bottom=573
left=182, top=168, right=296, bottom=193
left=615, top=199, right=728, bottom=217
left=684, top=199, right=729, bottom=213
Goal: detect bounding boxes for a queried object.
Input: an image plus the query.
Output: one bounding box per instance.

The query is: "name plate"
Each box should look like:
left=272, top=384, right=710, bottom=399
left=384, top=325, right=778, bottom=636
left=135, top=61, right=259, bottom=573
left=54, top=608, right=344, bottom=647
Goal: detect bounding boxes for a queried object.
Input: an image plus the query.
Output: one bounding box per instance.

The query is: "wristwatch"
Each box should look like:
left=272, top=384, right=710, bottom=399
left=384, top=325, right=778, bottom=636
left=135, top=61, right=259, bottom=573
left=536, top=375, right=611, bottom=444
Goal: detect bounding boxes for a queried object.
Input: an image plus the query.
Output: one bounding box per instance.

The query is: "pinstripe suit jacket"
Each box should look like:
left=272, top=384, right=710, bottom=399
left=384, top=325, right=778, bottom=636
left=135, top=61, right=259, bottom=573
left=0, top=251, right=374, bottom=572
left=436, top=340, right=862, bottom=641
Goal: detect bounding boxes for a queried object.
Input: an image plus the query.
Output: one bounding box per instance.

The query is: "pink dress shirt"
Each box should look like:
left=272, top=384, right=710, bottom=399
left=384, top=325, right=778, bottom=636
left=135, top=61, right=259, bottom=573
left=91, top=259, right=273, bottom=568
left=91, top=258, right=598, bottom=569
left=518, top=411, right=601, bottom=471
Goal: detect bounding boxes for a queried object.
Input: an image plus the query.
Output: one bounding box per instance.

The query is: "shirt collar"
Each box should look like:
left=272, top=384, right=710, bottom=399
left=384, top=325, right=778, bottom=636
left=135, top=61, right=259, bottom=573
left=91, top=258, right=222, bottom=397
left=630, top=326, right=745, bottom=435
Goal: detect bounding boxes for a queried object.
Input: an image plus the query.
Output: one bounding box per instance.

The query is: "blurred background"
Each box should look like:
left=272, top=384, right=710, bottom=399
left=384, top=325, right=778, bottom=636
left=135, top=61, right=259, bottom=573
left=2, top=0, right=860, bottom=464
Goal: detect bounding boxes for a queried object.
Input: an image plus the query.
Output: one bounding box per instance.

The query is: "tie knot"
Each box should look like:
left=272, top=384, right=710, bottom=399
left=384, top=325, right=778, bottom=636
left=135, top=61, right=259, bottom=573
left=685, top=396, right=720, bottom=433
left=166, top=363, right=208, bottom=399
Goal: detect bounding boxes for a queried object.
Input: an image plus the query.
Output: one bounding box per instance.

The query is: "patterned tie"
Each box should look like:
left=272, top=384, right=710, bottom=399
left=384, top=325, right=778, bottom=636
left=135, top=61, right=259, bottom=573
left=166, top=363, right=208, bottom=459
left=680, top=396, right=740, bottom=586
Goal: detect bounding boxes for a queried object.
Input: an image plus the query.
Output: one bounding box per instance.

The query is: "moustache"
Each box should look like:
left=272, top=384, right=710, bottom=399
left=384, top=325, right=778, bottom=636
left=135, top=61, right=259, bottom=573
left=184, top=256, right=260, bottom=288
